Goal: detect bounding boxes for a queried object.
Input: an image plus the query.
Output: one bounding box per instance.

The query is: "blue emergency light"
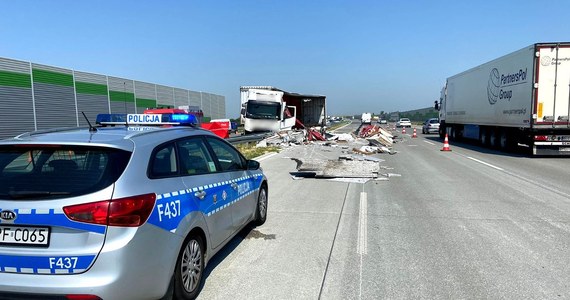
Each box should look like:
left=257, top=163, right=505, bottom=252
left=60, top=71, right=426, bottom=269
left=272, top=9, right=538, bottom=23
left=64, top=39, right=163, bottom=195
left=96, top=113, right=198, bottom=127
left=96, top=114, right=127, bottom=124
left=163, top=113, right=198, bottom=126
left=171, top=114, right=191, bottom=122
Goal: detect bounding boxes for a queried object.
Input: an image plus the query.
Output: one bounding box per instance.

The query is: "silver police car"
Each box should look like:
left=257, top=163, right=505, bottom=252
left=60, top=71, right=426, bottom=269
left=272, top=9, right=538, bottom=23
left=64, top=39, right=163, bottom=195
left=0, top=113, right=268, bottom=300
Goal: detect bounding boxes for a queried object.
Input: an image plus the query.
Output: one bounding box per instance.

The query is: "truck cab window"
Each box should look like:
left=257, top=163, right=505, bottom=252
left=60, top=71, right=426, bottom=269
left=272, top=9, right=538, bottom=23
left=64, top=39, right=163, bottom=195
left=246, top=100, right=280, bottom=120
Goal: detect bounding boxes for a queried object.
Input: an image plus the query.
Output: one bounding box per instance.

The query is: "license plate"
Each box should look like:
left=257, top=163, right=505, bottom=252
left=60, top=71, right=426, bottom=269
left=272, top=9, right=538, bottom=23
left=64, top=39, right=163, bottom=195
left=0, top=225, right=50, bottom=246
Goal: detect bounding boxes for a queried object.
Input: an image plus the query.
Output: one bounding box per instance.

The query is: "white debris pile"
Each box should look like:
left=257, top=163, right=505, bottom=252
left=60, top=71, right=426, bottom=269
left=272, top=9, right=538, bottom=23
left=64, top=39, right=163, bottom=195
left=256, top=130, right=304, bottom=147
left=339, top=154, right=384, bottom=163
left=283, top=136, right=401, bottom=181
left=356, top=125, right=397, bottom=154
left=255, top=125, right=397, bottom=155
left=327, top=133, right=356, bottom=142
left=292, top=157, right=380, bottom=178
left=255, top=127, right=328, bottom=147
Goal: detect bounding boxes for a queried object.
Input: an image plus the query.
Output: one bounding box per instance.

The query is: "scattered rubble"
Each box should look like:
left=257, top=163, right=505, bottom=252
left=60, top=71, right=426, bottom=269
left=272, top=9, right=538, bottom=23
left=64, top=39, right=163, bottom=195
left=327, top=177, right=390, bottom=184
left=383, top=173, right=402, bottom=178
left=327, top=178, right=371, bottom=184
left=256, top=124, right=398, bottom=155
left=290, top=157, right=379, bottom=179
left=327, top=133, right=355, bottom=142
left=339, top=154, right=384, bottom=162
left=254, top=124, right=402, bottom=181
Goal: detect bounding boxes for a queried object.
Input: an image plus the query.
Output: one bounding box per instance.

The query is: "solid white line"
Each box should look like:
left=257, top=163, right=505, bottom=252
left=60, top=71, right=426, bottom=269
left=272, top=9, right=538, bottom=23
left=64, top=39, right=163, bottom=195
left=467, top=156, right=504, bottom=171
left=357, top=192, right=368, bottom=255
left=357, top=191, right=368, bottom=300
left=452, top=153, right=570, bottom=201
left=255, top=152, right=278, bottom=162
left=424, top=140, right=436, bottom=145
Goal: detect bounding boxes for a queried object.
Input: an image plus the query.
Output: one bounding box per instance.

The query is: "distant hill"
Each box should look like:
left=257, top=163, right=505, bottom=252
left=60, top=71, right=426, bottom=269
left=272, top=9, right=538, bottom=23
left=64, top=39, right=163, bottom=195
left=349, top=106, right=438, bottom=122
left=389, top=107, right=438, bottom=122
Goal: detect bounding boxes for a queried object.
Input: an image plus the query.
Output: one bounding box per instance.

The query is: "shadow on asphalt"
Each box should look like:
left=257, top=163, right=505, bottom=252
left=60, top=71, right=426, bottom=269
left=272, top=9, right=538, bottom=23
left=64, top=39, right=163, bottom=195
left=199, top=223, right=273, bottom=293
left=421, top=135, right=537, bottom=158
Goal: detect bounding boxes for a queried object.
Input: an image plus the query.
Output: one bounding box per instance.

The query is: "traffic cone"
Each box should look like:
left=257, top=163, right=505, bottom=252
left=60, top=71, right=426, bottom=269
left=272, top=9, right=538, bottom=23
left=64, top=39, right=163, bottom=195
left=440, top=134, right=452, bottom=151
left=412, top=128, right=417, bottom=138
left=402, top=127, right=406, bottom=134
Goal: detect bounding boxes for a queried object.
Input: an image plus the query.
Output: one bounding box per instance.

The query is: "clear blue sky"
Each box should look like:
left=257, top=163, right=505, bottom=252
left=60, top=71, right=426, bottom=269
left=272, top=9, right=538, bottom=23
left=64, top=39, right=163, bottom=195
left=1, top=0, right=569, bottom=118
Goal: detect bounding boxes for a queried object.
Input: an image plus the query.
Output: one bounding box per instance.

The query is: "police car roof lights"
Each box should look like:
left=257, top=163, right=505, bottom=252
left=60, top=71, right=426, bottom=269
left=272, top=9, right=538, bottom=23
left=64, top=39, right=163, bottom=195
left=96, top=113, right=198, bottom=127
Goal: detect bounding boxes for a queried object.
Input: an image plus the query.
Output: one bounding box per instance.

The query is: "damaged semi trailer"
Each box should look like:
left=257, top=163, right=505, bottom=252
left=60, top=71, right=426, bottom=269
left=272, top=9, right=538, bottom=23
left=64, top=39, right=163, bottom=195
left=435, top=43, right=570, bottom=156
left=240, top=86, right=326, bottom=134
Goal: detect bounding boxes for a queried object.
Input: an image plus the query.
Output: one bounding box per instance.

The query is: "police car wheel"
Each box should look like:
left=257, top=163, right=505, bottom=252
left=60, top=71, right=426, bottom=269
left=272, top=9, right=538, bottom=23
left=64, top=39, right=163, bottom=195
left=174, top=235, right=204, bottom=299
left=254, top=186, right=267, bottom=226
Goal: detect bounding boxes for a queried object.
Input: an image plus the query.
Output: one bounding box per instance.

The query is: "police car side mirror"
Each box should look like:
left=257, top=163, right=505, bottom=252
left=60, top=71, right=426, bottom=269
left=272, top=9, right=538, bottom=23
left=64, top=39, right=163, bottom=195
left=247, top=160, right=260, bottom=170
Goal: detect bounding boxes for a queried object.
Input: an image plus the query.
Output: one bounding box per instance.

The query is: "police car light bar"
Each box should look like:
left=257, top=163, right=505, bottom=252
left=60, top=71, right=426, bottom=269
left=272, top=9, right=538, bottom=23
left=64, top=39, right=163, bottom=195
left=96, top=113, right=198, bottom=126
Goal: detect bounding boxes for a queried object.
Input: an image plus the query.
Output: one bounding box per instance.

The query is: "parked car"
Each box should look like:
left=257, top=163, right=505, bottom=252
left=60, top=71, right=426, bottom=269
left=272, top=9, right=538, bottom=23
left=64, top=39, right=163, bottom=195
left=396, top=118, right=412, bottom=128
left=379, top=119, right=388, bottom=124
left=422, top=118, right=440, bottom=134
left=0, top=112, right=268, bottom=300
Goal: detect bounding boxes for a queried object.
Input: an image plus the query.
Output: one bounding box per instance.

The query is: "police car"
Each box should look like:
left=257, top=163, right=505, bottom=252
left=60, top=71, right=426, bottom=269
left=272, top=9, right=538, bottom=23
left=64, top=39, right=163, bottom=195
left=0, top=112, right=268, bottom=300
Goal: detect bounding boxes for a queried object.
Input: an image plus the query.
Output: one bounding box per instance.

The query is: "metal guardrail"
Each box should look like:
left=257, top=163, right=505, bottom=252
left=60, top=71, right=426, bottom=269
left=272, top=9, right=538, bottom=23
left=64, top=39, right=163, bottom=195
left=226, top=132, right=272, bottom=145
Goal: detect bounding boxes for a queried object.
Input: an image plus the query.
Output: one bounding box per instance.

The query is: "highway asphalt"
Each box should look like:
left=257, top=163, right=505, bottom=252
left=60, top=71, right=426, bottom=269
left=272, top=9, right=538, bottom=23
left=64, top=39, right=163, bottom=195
left=197, top=121, right=570, bottom=299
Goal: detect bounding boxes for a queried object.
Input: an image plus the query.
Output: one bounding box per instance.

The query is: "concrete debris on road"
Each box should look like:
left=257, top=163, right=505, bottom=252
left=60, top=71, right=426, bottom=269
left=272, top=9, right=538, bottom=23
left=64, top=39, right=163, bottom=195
left=339, top=154, right=384, bottom=162
left=256, top=125, right=397, bottom=155
left=327, top=133, right=355, bottom=142
left=326, top=177, right=390, bottom=184
left=359, top=124, right=399, bottom=151
left=327, top=177, right=372, bottom=184
left=382, top=173, right=402, bottom=177
left=353, top=145, right=394, bottom=155
left=291, top=157, right=379, bottom=178
left=256, top=125, right=402, bottom=180
left=359, top=124, right=393, bottom=138
left=256, top=128, right=321, bottom=147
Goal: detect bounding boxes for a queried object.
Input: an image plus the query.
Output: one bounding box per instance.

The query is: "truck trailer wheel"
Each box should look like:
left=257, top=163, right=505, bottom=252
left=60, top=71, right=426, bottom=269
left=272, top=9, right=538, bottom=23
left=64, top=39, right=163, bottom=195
left=499, top=129, right=512, bottom=151
left=438, top=122, right=446, bottom=139
left=499, top=129, right=510, bottom=151
left=489, top=130, right=499, bottom=148
left=479, top=128, right=489, bottom=146
left=450, top=127, right=459, bottom=140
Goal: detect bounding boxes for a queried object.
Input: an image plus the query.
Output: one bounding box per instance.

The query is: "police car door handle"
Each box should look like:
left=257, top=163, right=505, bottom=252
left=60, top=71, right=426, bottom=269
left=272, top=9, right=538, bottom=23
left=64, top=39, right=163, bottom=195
left=231, top=183, right=238, bottom=190
left=194, top=190, right=206, bottom=200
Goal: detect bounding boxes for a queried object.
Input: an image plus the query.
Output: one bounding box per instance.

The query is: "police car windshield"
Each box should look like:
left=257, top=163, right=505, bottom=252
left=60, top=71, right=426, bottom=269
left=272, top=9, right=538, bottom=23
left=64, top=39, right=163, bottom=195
left=0, top=146, right=131, bottom=200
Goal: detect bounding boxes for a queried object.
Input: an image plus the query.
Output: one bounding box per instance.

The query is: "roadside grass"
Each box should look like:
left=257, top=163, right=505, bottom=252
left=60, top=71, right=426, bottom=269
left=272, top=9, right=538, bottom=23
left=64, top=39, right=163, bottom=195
left=236, top=143, right=280, bottom=160
left=235, top=120, right=352, bottom=160
left=236, top=119, right=351, bottom=160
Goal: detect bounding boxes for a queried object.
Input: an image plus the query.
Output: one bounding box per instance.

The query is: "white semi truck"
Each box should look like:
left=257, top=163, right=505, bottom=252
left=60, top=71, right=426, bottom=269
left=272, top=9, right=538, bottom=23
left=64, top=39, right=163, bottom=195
left=436, top=43, right=570, bottom=156
left=240, top=86, right=326, bottom=134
